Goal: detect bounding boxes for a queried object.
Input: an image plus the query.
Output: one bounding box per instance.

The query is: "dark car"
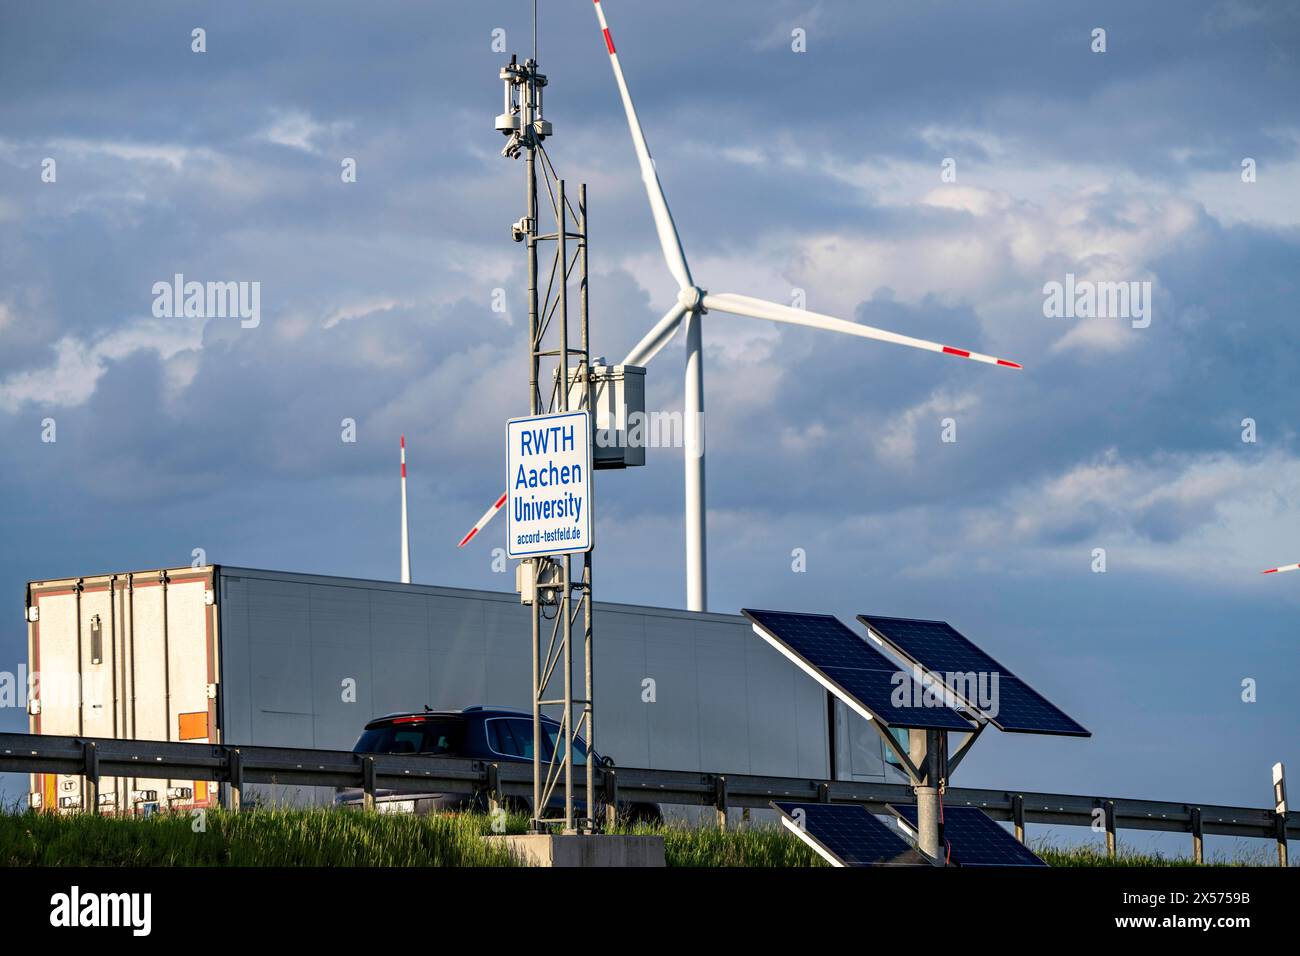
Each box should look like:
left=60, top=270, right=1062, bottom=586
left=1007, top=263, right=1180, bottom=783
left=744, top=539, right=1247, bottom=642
left=334, top=706, right=662, bottom=824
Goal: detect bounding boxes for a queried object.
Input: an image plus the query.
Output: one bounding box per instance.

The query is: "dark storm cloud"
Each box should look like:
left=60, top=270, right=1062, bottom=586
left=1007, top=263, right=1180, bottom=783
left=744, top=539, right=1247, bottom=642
left=2, top=0, right=1299, bottom=813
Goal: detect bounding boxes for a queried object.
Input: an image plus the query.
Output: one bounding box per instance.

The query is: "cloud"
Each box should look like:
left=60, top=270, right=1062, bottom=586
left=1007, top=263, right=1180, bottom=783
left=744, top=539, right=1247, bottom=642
left=0, top=317, right=202, bottom=412
left=255, top=109, right=352, bottom=155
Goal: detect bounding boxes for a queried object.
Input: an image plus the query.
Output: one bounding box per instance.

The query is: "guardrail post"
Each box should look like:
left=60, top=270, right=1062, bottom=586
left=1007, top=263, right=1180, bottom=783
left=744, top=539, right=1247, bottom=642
left=225, top=748, right=243, bottom=812
left=486, top=763, right=501, bottom=817
left=713, top=775, right=728, bottom=832
left=1276, top=814, right=1289, bottom=868
left=1104, top=800, right=1117, bottom=859
left=1012, top=793, right=1026, bottom=844
left=83, top=742, right=99, bottom=816
left=1190, top=807, right=1203, bottom=864
left=362, top=756, right=376, bottom=811
left=602, top=768, right=618, bottom=831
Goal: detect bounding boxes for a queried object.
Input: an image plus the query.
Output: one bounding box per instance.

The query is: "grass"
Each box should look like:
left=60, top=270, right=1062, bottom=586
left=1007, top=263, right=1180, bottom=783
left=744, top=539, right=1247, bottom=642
left=613, top=819, right=828, bottom=867
left=1035, top=839, right=1275, bottom=868
left=0, top=807, right=521, bottom=867
left=0, top=807, right=1276, bottom=867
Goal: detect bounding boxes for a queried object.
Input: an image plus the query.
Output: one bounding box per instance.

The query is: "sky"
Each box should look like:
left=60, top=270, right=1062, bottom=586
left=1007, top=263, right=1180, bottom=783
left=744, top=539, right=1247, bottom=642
left=1, top=0, right=1298, bottom=858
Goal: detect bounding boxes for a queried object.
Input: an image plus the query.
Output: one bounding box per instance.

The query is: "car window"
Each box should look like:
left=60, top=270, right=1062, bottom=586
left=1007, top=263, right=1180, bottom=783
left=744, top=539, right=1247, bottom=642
left=352, top=719, right=465, bottom=755
left=506, top=719, right=537, bottom=759
left=486, top=717, right=589, bottom=764
left=538, top=722, right=587, bottom=765
left=487, top=718, right=521, bottom=757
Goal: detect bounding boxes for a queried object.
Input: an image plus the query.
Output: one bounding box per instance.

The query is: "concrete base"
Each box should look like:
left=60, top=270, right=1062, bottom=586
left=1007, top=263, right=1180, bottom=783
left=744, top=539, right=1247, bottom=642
left=487, top=833, right=666, bottom=867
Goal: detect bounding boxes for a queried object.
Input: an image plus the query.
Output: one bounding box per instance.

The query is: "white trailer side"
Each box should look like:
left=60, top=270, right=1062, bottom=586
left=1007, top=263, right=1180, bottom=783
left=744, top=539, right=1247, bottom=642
left=27, top=565, right=893, bottom=812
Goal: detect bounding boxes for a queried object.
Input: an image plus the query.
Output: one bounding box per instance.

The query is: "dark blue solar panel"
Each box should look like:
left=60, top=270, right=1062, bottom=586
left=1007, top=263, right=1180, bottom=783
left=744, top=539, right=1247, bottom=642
left=892, top=804, right=1047, bottom=867
left=858, top=615, right=1089, bottom=737
left=743, top=609, right=973, bottom=731
left=772, top=802, right=930, bottom=867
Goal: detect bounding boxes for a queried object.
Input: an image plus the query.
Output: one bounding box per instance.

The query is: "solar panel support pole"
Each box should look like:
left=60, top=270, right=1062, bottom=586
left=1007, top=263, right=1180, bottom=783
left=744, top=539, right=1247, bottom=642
left=946, top=724, right=983, bottom=776
left=908, top=729, right=944, bottom=863
left=1103, top=800, right=1117, bottom=858
left=1012, top=793, right=1026, bottom=844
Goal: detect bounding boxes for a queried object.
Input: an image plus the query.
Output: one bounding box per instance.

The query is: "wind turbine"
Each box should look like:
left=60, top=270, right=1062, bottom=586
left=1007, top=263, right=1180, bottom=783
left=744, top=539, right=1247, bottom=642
left=1261, top=562, right=1300, bottom=575
left=400, top=435, right=411, bottom=584
left=460, top=0, right=1023, bottom=611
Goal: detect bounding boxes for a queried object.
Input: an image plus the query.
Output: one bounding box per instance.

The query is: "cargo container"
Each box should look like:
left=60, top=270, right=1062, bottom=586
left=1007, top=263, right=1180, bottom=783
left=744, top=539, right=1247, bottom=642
left=25, top=565, right=896, bottom=813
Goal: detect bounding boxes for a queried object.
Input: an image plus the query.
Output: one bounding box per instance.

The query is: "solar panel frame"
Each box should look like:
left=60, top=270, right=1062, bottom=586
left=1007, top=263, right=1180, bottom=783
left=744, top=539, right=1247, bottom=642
left=858, top=614, right=1090, bottom=737
left=771, top=802, right=932, bottom=867
left=742, top=608, right=975, bottom=732
left=890, top=804, right=1048, bottom=867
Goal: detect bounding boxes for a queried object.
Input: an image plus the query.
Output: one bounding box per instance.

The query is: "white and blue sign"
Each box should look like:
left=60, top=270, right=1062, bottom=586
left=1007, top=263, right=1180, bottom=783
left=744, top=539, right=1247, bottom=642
left=506, top=410, right=593, bottom=558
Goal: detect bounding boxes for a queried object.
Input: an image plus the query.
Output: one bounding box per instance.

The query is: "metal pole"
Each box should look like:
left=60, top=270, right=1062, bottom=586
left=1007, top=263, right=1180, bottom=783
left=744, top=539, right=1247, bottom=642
left=1274, top=762, right=1289, bottom=867
left=683, top=309, right=707, bottom=612
left=226, top=748, right=243, bottom=812
left=523, top=62, right=544, bottom=834
left=362, top=755, right=376, bottom=811
left=1190, top=806, right=1203, bottom=864
left=909, top=728, right=942, bottom=862
left=580, top=183, right=596, bottom=833
left=83, top=741, right=99, bottom=815
left=557, top=180, right=576, bottom=832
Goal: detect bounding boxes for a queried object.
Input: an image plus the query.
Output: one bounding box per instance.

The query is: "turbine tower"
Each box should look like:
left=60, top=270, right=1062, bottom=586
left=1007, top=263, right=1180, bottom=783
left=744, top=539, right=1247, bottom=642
left=462, top=1, right=1023, bottom=612
left=400, top=435, right=411, bottom=585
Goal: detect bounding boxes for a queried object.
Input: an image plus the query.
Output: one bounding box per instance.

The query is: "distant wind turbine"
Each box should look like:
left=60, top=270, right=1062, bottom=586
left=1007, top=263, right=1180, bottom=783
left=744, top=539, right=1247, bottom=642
left=401, top=435, right=411, bottom=584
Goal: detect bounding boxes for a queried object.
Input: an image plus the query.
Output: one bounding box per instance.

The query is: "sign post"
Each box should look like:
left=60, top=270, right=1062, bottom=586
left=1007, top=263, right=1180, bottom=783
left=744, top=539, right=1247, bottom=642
left=506, top=410, right=593, bottom=558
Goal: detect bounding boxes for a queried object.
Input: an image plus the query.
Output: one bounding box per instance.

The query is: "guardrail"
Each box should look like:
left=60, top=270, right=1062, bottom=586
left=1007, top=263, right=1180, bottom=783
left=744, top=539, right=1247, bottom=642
left=1, top=731, right=1293, bottom=864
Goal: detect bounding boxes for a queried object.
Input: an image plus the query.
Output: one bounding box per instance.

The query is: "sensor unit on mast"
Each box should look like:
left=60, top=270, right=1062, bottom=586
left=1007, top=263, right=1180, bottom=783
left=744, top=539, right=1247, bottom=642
left=497, top=55, right=551, bottom=160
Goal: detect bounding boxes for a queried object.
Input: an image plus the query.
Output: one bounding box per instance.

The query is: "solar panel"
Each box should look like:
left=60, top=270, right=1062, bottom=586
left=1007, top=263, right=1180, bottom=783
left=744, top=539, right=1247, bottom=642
left=743, top=609, right=974, bottom=731
left=772, top=802, right=931, bottom=867
left=891, top=804, right=1047, bottom=867
left=858, top=615, right=1089, bottom=737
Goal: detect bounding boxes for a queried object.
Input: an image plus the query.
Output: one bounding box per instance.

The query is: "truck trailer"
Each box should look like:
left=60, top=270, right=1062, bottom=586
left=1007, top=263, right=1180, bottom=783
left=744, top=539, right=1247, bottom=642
left=24, top=565, right=897, bottom=814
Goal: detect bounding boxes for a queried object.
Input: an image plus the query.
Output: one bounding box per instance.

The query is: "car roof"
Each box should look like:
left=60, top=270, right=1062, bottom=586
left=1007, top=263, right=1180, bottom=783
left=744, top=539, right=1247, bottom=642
left=364, top=706, right=548, bottom=728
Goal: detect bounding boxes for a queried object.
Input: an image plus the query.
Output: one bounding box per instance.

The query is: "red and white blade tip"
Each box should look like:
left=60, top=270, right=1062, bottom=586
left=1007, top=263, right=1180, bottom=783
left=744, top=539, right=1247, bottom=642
left=940, top=346, right=1022, bottom=369
left=458, top=492, right=507, bottom=548
left=593, top=1, right=615, bottom=54
left=1261, top=562, right=1300, bottom=575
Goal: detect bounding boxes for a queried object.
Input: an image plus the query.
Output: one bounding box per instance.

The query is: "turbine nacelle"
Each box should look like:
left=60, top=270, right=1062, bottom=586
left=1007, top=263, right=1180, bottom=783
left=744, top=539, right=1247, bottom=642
left=677, top=286, right=707, bottom=312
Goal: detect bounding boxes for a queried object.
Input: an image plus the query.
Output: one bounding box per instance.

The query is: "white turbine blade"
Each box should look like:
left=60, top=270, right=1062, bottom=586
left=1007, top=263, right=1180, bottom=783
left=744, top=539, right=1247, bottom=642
left=458, top=491, right=506, bottom=548
left=702, top=293, right=1024, bottom=369
left=592, top=0, right=694, bottom=292
left=621, top=301, right=688, bottom=367
left=1262, top=562, right=1300, bottom=574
